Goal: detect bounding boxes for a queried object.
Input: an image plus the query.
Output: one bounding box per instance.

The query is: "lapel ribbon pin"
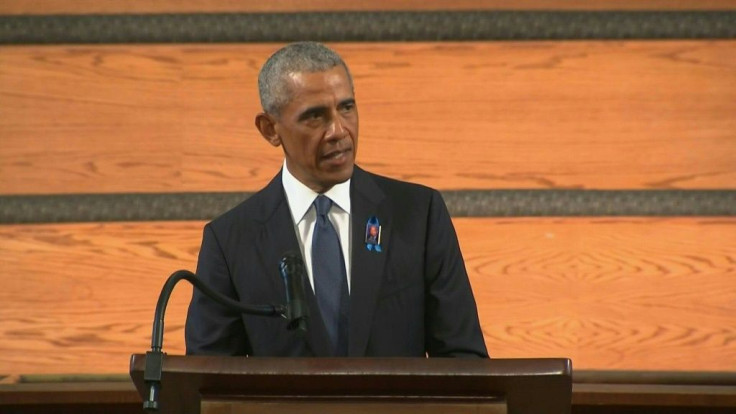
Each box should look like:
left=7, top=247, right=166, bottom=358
left=365, top=216, right=382, bottom=252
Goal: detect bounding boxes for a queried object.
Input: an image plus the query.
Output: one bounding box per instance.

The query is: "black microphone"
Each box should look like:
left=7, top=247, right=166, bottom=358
left=142, top=256, right=308, bottom=412
left=279, top=252, right=309, bottom=333
left=142, top=270, right=286, bottom=412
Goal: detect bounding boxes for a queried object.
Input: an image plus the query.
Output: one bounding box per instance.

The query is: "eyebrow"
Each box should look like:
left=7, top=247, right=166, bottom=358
left=297, top=106, right=327, bottom=121
left=297, top=98, right=356, bottom=121
left=339, top=98, right=356, bottom=108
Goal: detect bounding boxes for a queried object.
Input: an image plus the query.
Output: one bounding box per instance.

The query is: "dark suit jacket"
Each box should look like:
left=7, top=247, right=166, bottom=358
left=185, top=166, right=488, bottom=357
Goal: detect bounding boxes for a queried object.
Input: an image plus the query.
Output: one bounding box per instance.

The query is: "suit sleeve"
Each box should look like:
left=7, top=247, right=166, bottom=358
left=424, top=190, right=489, bottom=358
left=185, top=223, right=251, bottom=355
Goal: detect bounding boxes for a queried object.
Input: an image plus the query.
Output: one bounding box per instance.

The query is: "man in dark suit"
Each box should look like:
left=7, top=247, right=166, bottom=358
left=185, top=42, right=487, bottom=358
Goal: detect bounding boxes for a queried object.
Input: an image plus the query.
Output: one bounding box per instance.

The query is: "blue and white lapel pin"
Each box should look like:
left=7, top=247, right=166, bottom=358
left=364, top=216, right=382, bottom=252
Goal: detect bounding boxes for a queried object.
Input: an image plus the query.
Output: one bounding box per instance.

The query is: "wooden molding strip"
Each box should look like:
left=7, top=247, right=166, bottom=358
left=1, top=190, right=734, bottom=224
left=573, top=369, right=736, bottom=407
left=574, top=370, right=736, bottom=386
left=0, top=371, right=734, bottom=408
left=3, top=1, right=736, bottom=15
left=1, top=11, right=735, bottom=44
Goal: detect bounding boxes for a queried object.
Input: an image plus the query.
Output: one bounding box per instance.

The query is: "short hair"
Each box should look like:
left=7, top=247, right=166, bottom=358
left=258, top=42, right=354, bottom=115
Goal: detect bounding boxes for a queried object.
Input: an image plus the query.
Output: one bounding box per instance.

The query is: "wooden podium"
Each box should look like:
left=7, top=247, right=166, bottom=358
left=130, top=355, right=571, bottom=414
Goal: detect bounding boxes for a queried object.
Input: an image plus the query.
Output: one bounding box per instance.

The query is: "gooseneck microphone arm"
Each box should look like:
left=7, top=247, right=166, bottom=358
left=143, top=259, right=308, bottom=412
left=149, top=270, right=286, bottom=353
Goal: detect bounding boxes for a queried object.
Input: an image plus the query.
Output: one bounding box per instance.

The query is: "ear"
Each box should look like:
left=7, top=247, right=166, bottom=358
left=255, top=113, right=281, bottom=147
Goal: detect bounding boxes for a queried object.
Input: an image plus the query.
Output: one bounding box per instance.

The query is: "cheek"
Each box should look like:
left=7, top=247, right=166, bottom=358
left=282, top=129, right=315, bottom=160
left=348, top=117, right=359, bottom=136
left=300, top=135, right=323, bottom=163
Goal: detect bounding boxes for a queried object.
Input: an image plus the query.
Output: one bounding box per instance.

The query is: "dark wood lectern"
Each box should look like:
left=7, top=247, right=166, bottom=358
left=130, top=355, right=571, bottom=414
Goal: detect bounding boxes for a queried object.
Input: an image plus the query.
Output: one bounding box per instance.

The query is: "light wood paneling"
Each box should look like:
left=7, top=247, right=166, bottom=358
left=461, top=218, right=736, bottom=370
left=1, top=0, right=734, bottom=14
left=1, top=41, right=734, bottom=194
left=0, top=222, right=200, bottom=375
left=0, top=218, right=733, bottom=375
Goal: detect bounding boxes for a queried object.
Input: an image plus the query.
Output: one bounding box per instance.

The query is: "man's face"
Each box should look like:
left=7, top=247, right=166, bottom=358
left=261, top=65, right=358, bottom=193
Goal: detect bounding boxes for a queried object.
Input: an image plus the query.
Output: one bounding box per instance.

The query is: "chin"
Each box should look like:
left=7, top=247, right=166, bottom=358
left=327, top=163, right=354, bottom=185
left=336, top=164, right=354, bottom=182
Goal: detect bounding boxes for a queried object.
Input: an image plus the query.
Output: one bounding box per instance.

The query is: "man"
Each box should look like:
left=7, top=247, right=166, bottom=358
left=185, top=42, right=487, bottom=358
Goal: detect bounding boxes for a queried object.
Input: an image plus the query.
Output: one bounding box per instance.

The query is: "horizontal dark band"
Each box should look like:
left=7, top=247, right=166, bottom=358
left=11, top=369, right=734, bottom=386
left=1, top=11, right=735, bottom=44
left=445, top=189, right=736, bottom=217
left=573, top=370, right=736, bottom=386
left=1, top=190, right=734, bottom=224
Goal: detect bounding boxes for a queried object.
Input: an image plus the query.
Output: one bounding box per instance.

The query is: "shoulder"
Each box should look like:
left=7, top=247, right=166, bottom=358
left=353, top=170, right=446, bottom=214
left=208, top=173, right=285, bottom=233
left=356, top=166, right=439, bottom=201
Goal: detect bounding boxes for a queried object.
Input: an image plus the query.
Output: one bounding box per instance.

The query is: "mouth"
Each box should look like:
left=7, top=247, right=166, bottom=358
left=321, top=147, right=353, bottom=163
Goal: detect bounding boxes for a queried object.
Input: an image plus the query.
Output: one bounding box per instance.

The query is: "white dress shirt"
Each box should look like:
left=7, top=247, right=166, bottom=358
left=281, top=162, right=352, bottom=293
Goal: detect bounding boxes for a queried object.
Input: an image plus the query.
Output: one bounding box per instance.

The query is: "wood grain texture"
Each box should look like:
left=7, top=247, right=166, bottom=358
left=0, top=222, right=200, bottom=375
left=461, top=218, right=736, bottom=370
left=1, top=0, right=734, bottom=14
left=1, top=41, right=734, bottom=194
left=0, top=218, right=733, bottom=375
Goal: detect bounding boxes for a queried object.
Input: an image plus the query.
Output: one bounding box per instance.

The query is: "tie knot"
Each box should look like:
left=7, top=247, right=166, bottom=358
left=314, top=195, right=333, bottom=217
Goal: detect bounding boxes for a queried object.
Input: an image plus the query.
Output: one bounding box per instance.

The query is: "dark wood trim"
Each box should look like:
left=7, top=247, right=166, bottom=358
left=1, top=370, right=735, bottom=412
left=2, top=0, right=736, bottom=15
left=1, top=190, right=735, bottom=224
left=574, top=383, right=736, bottom=407
left=1, top=11, right=735, bottom=45
left=0, top=381, right=139, bottom=405
left=574, top=370, right=736, bottom=386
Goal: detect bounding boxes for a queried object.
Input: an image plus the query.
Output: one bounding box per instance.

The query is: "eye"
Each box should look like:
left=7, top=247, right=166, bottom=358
left=299, top=108, right=326, bottom=123
left=339, top=101, right=356, bottom=113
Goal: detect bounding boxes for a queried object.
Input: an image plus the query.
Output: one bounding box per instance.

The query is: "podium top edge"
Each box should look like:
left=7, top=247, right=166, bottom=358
left=130, top=354, right=572, bottom=378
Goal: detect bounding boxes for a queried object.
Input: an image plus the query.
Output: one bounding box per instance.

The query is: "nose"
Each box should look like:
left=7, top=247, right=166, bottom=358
left=325, top=115, right=347, bottom=141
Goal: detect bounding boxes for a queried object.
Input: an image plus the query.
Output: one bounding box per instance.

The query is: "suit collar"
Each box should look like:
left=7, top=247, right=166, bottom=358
left=252, top=172, right=288, bottom=223
left=281, top=163, right=352, bottom=224
left=256, top=166, right=392, bottom=356
left=253, top=171, right=334, bottom=356
left=348, top=166, right=391, bottom=356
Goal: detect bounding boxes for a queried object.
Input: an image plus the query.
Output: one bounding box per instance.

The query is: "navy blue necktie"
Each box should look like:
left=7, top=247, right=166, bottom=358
left=311, top=195, right=349, bottom=356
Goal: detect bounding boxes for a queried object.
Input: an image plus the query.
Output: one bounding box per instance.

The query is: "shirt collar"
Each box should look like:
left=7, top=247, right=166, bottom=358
left=281, top=160, right=352, bottom=225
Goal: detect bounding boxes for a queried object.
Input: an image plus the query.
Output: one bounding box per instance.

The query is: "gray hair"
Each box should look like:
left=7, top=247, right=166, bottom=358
left=258, top=42, right=354, bottom=115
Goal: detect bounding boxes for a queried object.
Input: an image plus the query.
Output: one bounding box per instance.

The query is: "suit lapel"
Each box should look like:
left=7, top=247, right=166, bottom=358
left=348, top=167, right=391, bottom=356
left=254, top=172, right=333, bottom=356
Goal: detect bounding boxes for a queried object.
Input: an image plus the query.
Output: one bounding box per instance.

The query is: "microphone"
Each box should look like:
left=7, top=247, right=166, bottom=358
left=142, top=270, right=286, bottom=412
left=142, top=254, right=309, bottom=412
left=280, top=252, right=308, bottom=333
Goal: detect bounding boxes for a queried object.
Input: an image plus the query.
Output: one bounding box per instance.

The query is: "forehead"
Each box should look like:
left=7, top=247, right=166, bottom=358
left=284, top=66, right=354, bottom=105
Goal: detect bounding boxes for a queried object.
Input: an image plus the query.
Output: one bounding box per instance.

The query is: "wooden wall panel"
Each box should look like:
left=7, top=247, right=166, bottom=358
left=0, top=222, right=200, bottom=375
left=461, top=218, right=736, bottom=371
left=0, top=218, right=733, bottom=375
left=1, top=0, right=734, bottom=14
left=1, top=41, right=735, bottom=194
